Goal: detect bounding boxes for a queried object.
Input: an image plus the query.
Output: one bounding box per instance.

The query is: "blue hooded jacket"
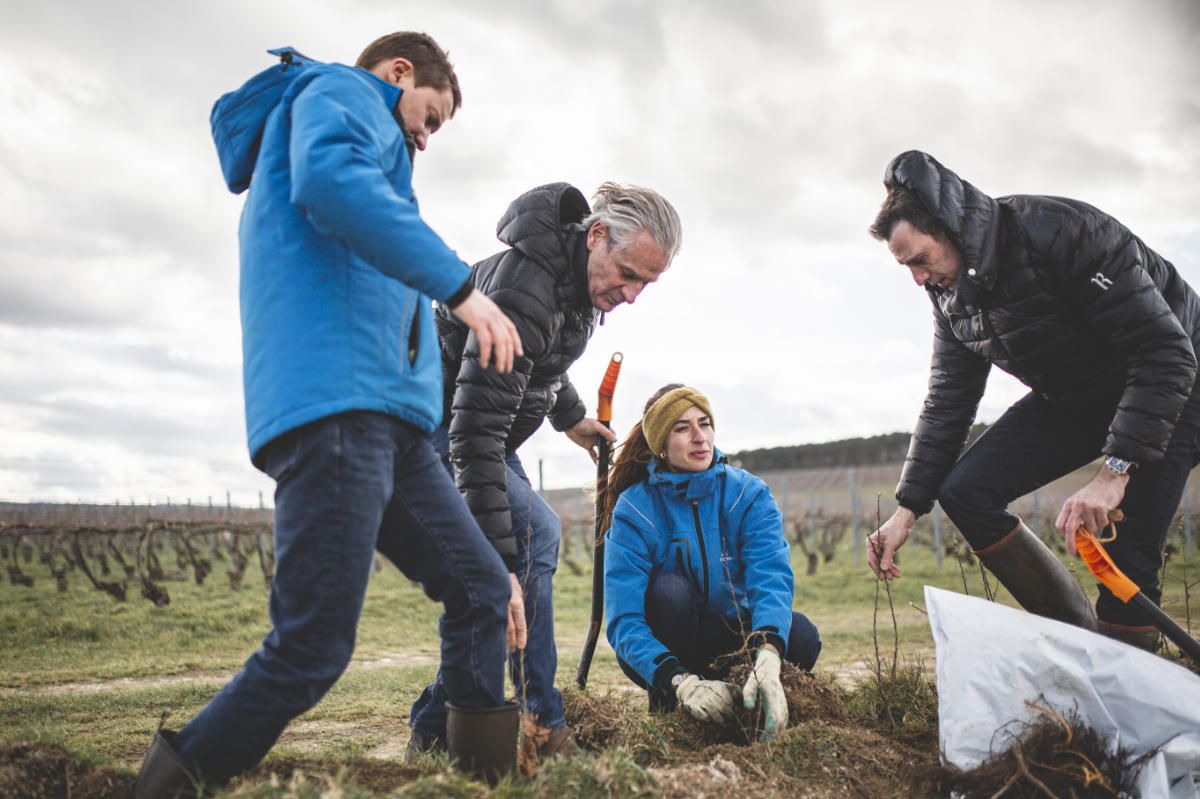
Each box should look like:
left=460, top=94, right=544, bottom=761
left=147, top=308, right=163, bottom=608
left=604, top=452, right=795, bottom=687
left=213, top=54, right=470, bottom=457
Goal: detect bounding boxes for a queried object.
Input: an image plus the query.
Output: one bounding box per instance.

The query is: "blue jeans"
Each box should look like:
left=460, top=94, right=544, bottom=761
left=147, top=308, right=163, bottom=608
left=616, top=572, right=822, bottom=711
left=409, top=425, right=565, bottom=741
left=938, top=386, right=1200, bottom=626
left=173, top=412, right=510, bottom=781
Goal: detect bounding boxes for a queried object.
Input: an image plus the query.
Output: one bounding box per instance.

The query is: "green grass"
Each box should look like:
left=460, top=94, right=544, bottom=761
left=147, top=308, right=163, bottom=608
left=0, top=565, right=442, bottom=687
left=0, top=532, right=1196, bottom=796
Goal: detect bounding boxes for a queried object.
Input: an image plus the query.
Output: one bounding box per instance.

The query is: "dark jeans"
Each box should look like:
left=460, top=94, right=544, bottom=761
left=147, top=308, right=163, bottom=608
left=172, top=412, right=510, bottom=781
left=616, top=572, right=822, bottom=710
left=938, top=386, right=1200, bottom=626
left=408, top=425, right=565, bottom=742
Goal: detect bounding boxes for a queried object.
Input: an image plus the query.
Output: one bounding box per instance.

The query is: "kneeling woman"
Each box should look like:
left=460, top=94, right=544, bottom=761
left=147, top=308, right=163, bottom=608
left=602, top=385, right=821, bottom=740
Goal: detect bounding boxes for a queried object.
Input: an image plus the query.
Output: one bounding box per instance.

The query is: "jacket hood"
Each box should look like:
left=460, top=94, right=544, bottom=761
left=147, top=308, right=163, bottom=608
left=647, top=449, right=727, bottom=501
left=496, top=182, right=590, bottom=265
left=212, top=53, right=399, bottom=194
left=884, top=150, right=1003, bottom=302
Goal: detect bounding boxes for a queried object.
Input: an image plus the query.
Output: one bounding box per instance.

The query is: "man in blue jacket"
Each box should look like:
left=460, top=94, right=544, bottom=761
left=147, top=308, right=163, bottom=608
left=134, top=32, right=524, bottom=796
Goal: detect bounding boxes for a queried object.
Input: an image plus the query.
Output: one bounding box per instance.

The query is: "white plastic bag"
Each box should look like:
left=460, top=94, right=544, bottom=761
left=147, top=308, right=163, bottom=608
left=925, top=586, right=1200, bottom=799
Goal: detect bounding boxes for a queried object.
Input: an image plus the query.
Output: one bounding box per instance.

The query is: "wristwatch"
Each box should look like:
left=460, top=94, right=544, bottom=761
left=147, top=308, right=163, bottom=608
left=670, top=672, right=689, bottom=689
left=1104, top=456, right=1136, bottom=476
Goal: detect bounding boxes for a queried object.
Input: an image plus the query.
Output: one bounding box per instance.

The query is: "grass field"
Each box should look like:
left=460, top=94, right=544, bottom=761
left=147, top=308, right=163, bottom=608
left=1, top=531, right=1196, bottom=797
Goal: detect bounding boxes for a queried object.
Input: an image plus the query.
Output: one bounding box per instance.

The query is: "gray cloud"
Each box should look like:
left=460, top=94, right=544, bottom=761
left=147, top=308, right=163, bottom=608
left=32, top=398, right=218, bottom=452
left=0, top=275, right=128, bottom=329
left=0, top=455, right=115, bottom=495
left=2, top=1, right=1199, bottom=497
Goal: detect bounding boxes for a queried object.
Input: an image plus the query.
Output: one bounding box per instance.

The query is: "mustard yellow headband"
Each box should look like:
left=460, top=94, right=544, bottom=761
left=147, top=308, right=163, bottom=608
left=642, top=387, right=714, bottom=456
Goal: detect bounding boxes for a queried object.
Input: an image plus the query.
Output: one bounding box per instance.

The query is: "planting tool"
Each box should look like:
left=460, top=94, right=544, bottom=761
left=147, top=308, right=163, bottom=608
left=1076, top=523, right=1200, bottom=664
left=575, top=352, right=623, bottom=689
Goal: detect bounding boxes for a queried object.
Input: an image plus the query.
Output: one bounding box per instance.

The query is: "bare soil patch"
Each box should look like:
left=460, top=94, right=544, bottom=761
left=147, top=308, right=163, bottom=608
left=0, top=741, right=132, bottom=799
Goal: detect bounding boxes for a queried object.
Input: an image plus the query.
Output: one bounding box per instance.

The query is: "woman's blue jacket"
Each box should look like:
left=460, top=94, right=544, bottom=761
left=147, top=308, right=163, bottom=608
left=604, top=452, right=795, bottom=687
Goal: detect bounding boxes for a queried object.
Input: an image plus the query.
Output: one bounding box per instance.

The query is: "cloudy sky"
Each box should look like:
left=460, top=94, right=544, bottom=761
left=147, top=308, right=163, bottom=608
left=1, top=1, right=1198, bottom=504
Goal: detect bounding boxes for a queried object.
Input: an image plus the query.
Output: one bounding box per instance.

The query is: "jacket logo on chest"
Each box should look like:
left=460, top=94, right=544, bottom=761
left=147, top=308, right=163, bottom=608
left=1090, top=272, right=1113, bottom=291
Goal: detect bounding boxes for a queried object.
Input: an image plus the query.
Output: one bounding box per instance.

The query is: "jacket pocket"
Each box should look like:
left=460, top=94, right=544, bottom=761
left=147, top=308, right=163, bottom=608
left=407, top=302, right=421, bottom=368
left=668, top=538, right=699, bottom=587
left=396, top=292, right=417, bottom=373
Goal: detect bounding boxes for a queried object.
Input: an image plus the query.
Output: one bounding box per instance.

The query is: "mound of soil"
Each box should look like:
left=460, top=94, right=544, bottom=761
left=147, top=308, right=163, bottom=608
left=565, top=663, right=943, bottom=798
left=0, top=741, right=132, bottom=799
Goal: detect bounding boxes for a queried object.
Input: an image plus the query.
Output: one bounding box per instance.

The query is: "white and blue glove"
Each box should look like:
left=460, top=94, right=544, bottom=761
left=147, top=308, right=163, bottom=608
left=676, top=674, right=738, bottom=724
left=742, top=645, right=787, bottom=741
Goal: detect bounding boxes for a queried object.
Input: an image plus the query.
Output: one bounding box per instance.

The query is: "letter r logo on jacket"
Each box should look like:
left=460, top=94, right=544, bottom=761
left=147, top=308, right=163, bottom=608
left=1091, top=272, right=1114, bottom=291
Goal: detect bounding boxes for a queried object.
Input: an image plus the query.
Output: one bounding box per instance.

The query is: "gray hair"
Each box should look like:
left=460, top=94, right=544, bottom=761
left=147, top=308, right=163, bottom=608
left=581, top=182, right=682, bottom=259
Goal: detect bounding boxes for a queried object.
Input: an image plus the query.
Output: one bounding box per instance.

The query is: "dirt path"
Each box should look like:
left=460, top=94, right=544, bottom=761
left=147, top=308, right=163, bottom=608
left=0, top=649, right=438, bottom=697
left=1, top=643, right=924, bottom=698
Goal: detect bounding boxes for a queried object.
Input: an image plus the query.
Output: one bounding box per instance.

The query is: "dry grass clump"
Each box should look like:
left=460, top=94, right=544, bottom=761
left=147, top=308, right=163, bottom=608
left=236, top=755, right=429, bottom=795
left=562, top=686, right=743, bottom=761
left=844, top=656, right=939, bottom=750
left=935, top=702, right=1149, bottom=798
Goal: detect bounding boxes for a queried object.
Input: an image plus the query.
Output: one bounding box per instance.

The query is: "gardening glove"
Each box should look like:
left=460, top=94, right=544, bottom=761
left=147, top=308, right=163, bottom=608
left=743, top=645, right=787, bottom=741
left=675, top=674, right=738, bottom=725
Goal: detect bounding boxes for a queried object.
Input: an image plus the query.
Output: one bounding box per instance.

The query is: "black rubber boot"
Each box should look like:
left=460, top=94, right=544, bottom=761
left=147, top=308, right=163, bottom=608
left=446, top=702, right=518, bottom=785
left=974, top=522, right=1098, bottom=632
left=134, top=730, right=203, bottom=799
left=1098, top=620, right=1160, bottom=652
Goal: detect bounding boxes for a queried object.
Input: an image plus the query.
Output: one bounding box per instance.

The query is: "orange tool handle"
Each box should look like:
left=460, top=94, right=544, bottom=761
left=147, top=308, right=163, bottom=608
left=596, top=352, right=623, bottom=423
left=1075, top=530, right=1140, bottom=603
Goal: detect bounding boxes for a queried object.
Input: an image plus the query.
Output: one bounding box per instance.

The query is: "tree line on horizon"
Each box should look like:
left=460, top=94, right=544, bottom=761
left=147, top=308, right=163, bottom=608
left=729, top=423, right=989, bottom=472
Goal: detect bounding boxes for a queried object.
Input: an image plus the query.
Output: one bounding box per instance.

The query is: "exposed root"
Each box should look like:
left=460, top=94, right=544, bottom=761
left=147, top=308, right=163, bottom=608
left=935, top=701, right=1149, bottom=798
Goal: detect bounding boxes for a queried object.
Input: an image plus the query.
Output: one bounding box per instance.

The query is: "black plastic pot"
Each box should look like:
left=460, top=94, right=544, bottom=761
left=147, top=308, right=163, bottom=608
left=446, top=701, right=519, bottom=784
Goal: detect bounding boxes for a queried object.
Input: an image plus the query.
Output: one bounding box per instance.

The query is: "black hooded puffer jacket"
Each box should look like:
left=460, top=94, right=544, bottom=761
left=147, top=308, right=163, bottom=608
left=891, top=151, right=1200, bottom=515
left=435, top=183, right=598, bottom=567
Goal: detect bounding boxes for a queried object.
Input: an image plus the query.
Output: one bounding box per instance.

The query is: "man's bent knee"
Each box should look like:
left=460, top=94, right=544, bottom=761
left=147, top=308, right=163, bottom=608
left=937, top=469, right=1013, bottom=548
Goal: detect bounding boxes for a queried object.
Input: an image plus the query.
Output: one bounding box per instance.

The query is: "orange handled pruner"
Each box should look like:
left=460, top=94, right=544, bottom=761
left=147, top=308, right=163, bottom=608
left=1076, top=523, right=1200, bottom=664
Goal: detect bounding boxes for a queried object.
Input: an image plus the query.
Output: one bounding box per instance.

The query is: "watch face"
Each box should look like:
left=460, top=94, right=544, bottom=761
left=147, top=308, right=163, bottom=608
left=1106, top=457, right=1133, bottom=475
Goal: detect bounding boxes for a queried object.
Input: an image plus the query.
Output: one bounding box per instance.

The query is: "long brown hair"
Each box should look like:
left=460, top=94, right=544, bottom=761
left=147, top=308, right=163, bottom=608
left=597, top=383, right=684, bottom=536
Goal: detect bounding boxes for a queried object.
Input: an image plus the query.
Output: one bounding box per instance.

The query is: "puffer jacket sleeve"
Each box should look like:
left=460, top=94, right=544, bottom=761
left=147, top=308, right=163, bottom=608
left=1054, top=215, right=1197, bottom=465
left=605, top=495, right=685, bottom=690
left=735, top=478, right=794, bottom=656
left=287, top=71, right=469, bottom=302
left=449, top=280, right=559, bottom=570
left=896, top=300, right=991, bottom=515
left=549, top=374, right=587, bottom=432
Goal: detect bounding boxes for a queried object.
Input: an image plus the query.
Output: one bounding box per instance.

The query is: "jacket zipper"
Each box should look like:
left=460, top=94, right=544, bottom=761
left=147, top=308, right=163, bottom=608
left=689, top=501, right=710, bottom=605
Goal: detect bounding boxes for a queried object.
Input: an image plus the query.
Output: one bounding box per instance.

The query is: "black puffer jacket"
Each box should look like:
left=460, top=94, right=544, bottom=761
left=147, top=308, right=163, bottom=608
left=436, top=183, right=598, bottom=567
left=891, top=151, right=1200, bottom=515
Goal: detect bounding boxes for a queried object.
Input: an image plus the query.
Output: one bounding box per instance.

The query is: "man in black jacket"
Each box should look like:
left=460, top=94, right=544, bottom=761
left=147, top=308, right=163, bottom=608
left=407, top=181, right=682, bottom=755
left=865, top=150, right=1200, bottom=650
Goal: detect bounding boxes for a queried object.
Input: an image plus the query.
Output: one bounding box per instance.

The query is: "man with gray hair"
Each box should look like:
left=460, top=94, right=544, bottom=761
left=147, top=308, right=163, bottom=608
left=407, top=181, right=681, bottom=759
